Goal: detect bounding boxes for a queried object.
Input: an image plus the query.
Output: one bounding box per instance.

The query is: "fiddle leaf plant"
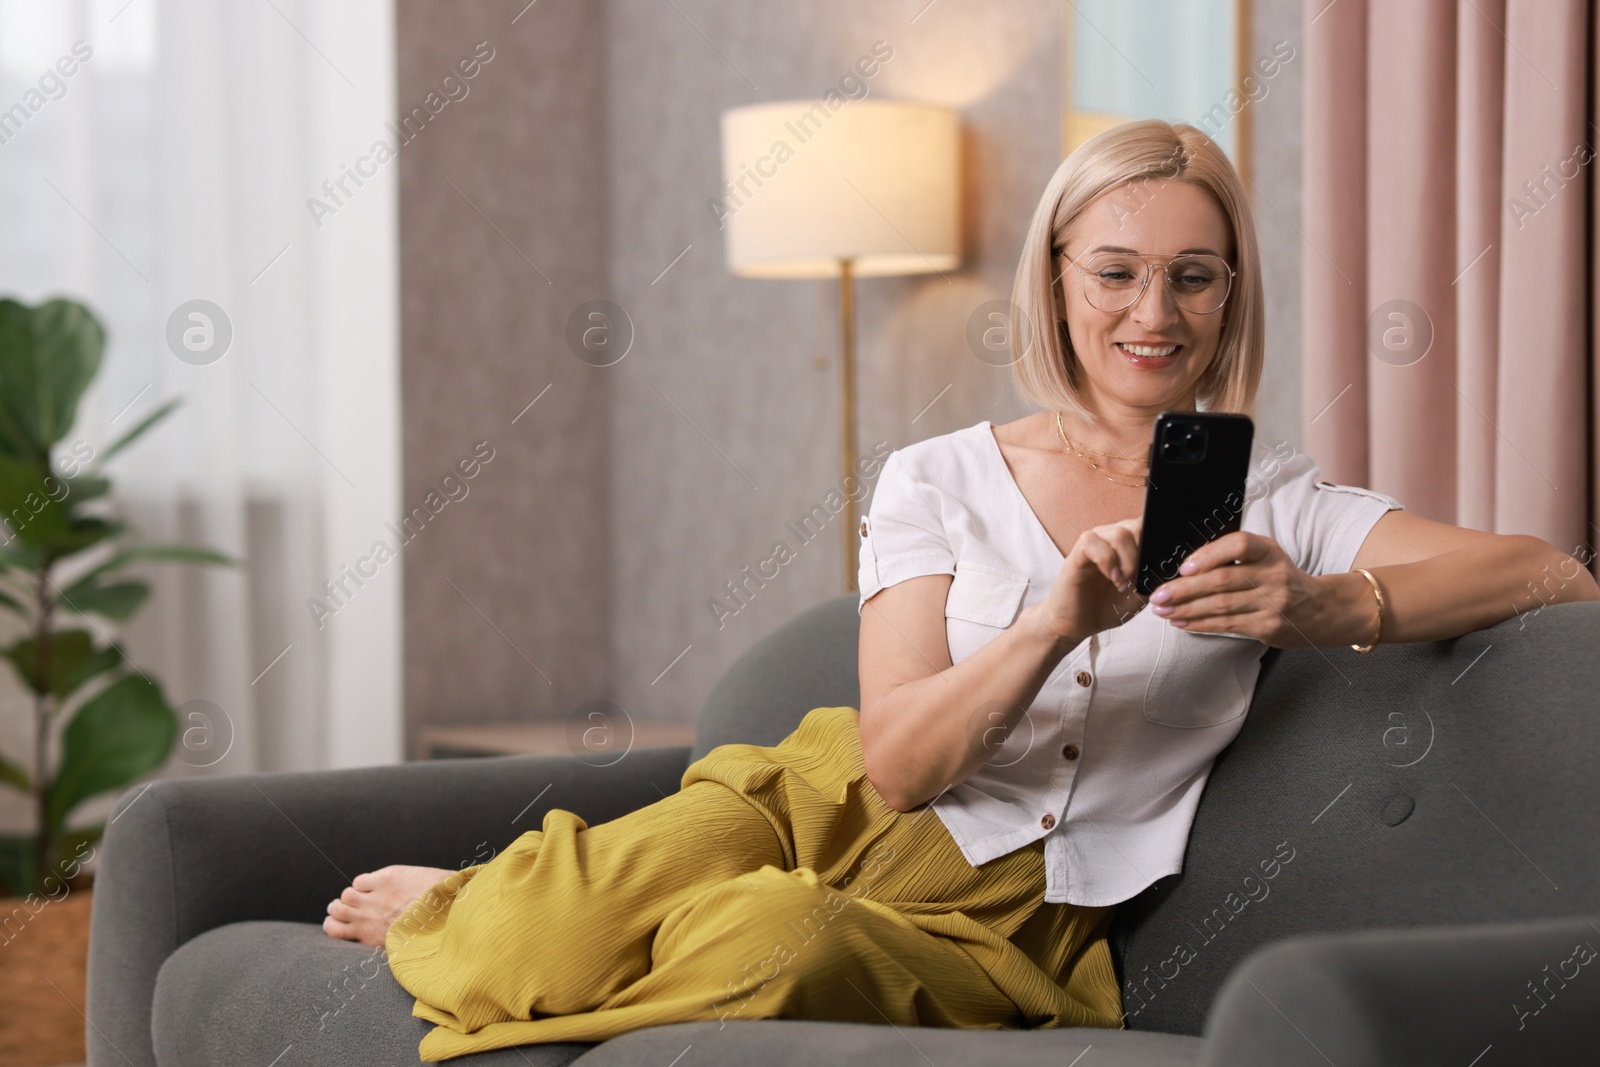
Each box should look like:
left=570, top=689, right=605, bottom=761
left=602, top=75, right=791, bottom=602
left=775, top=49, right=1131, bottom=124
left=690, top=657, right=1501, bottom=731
left=0, top=296, right=234, bottom=897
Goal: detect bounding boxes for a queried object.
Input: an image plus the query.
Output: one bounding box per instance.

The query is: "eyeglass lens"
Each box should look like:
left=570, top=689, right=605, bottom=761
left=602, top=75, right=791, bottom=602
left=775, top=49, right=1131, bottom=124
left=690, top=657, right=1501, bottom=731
left=1080, top=253, right=1232, bottom=314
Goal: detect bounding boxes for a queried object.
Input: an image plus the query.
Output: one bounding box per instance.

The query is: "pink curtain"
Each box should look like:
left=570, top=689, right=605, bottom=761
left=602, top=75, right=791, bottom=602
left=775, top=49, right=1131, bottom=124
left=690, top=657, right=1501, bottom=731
left=1303, top=0, right=1597, bottom=575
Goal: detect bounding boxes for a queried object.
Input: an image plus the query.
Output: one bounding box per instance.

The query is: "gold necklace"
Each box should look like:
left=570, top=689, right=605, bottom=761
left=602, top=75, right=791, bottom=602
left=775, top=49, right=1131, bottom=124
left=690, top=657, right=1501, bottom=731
left=1055, top=411, right=1148, bottom=488
left=1053, top=411, right=1147, bottom=468
left=1058, top=432, right=1134, bottom=461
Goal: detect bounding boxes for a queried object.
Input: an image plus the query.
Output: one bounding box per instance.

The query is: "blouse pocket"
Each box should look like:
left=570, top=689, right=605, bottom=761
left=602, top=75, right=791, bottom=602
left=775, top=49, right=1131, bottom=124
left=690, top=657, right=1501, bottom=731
left=1142, top=624, right=1258, bottom=729
left=944, top=562, right=1030, bottom=664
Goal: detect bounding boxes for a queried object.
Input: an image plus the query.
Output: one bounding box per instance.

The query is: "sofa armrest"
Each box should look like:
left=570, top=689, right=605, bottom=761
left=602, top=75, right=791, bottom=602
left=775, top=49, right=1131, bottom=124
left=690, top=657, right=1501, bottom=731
left=86, top=744, right=692, bottom=1067
left=1199, top=912, right=1600, bottom=1067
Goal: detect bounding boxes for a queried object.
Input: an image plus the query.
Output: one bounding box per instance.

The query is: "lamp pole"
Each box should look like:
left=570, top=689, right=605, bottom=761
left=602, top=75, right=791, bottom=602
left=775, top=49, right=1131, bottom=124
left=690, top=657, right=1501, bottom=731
left=838, top=256, right=858, bottom=593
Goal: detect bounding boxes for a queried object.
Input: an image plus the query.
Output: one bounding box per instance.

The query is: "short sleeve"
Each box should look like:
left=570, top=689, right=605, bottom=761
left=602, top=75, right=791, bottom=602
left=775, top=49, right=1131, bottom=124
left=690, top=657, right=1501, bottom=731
left=857, top=449, right=957, bottom=613
left=1267, top=452, right=1405, bottom=576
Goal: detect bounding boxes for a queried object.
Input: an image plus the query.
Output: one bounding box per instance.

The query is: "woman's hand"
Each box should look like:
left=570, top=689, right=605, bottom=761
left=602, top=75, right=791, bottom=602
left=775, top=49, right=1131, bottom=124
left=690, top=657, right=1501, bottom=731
left=1036, top=516, right=1149, bottom=644
left=1146, top=530, right=1329, bottom=648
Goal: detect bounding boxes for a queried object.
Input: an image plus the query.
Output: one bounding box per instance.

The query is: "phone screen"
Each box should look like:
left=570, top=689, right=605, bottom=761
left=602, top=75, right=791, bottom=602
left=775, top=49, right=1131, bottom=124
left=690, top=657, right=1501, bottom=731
left=1134, top=411, right=1255, bottom=596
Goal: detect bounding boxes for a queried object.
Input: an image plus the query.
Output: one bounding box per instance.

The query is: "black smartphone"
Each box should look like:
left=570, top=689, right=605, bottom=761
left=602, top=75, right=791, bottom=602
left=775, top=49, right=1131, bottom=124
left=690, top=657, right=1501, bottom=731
left=1134, top=411, right=1255, bottom=597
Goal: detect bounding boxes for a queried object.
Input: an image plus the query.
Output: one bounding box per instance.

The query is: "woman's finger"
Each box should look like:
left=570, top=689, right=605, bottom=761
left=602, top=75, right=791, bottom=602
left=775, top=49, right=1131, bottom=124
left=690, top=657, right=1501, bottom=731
left=1108, top=526, right=1142, bottom=590
left=1077, top=531, right=1122, bottom=586
left=1088, top=524, right=1138, bottom=591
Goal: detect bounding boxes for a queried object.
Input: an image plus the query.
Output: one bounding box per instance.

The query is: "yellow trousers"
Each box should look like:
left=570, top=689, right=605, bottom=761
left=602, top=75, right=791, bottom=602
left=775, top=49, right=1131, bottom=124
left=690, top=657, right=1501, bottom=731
left=386, top=706, right=1125, bottom=1061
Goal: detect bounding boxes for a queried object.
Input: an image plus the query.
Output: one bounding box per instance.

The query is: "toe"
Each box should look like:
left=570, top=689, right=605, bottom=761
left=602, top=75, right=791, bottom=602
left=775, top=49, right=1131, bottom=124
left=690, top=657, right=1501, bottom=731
left=352, top=867, right=388, bottom=891
left=340, top=885, right=365, bottom=906
left=323, top=915, right=355, bottom=940
left=328, top=900, right=360, bottom=923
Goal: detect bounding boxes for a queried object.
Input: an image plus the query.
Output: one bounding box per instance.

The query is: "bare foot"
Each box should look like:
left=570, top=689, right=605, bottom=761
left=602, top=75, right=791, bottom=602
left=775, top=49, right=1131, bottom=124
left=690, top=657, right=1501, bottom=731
left=323, top=864, right=456, bottom=947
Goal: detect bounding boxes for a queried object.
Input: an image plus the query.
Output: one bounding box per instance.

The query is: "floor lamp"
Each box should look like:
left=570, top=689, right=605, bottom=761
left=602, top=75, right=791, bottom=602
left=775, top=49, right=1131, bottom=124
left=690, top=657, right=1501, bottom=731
left=719, top=99, right=961, bottom=591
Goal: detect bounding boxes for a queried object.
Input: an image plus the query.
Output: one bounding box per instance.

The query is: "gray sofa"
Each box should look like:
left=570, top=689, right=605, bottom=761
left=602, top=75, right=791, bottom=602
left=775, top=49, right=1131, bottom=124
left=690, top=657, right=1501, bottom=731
left=87, top=596, right=1600, bottom=1066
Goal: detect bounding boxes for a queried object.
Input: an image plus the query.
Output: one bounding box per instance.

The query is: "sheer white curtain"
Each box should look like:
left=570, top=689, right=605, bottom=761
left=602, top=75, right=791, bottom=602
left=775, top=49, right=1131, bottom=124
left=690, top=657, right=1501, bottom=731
left=0, top=0, right=401, bottom=833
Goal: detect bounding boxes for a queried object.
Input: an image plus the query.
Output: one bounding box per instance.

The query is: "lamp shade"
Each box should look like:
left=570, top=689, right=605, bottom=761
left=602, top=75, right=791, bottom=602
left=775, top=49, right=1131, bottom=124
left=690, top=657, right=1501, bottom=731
left=719, top=99, right=960, bottom=279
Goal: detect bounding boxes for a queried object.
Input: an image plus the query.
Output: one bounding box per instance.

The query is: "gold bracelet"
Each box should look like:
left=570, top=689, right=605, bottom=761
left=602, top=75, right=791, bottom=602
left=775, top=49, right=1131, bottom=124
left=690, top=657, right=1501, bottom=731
left=1350, top=568, right=1384, bottom=652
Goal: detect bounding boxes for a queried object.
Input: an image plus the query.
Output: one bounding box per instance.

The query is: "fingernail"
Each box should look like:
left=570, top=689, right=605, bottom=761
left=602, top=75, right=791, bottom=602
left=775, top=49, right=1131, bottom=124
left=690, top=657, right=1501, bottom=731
left=1151, top=589, right=1170, bottom=604
left=1179, top=561, right=1198, bottom=575
left=1153, top=604, right=1173, bottom=615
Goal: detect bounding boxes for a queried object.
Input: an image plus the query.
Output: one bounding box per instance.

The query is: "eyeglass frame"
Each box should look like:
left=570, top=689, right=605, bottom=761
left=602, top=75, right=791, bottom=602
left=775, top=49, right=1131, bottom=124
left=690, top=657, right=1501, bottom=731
left=1055, top=247, right=1237, bottom=316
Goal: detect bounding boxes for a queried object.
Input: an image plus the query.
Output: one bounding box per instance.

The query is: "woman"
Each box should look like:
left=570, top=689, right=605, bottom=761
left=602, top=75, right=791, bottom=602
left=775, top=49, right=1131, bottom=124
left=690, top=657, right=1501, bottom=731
left=322, top=120, right=1597, bottom=1061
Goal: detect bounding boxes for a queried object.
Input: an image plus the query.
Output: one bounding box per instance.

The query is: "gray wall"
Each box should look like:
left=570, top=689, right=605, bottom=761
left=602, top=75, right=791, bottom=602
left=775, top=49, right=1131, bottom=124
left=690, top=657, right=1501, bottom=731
left=396, top=0, right=1304, bottom=746
left=397, top=0, right=611, bottom=757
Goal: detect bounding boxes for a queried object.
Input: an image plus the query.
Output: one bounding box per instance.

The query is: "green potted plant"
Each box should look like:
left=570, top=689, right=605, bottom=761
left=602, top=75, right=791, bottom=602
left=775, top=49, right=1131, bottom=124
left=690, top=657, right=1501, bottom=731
left=0, top=295, right=232, bottom=899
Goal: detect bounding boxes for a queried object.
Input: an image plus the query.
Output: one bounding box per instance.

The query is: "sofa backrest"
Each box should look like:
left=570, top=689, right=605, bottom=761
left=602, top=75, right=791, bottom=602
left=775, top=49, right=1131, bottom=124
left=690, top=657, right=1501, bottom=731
left=1113, top=600, right=1600, bottom=1035
left=692, top=595, right=863, bottom=762
left=694, top=595, right=1600, bottom=1037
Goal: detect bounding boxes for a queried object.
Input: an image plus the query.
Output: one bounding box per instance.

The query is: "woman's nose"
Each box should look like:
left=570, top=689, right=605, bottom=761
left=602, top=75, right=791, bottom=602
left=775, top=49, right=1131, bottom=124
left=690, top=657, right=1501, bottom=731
left=1129, top=269, right=1182, bottom=328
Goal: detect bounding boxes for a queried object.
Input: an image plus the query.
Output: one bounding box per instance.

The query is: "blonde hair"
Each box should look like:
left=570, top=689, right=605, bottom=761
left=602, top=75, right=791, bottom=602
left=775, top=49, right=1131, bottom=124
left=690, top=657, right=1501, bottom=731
left=1008, top=119, right=1263, bottom=427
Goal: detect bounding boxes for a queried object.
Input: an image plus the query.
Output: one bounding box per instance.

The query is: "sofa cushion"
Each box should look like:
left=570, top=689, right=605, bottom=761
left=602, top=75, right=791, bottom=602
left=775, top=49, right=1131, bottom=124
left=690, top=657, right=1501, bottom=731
left=155, top=923, right=1201, bottom=1067
left=1112, top=602, right=1600, bottom=1036
left=153, top=921, right=596, bottom=1066
left=568, top=1019, right=1202, bottom=1067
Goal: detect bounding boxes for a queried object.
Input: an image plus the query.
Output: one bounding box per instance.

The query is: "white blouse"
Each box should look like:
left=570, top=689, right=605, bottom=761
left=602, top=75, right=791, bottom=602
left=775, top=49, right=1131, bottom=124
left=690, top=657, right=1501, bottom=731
left=856, top=419, right=1404, bottom=907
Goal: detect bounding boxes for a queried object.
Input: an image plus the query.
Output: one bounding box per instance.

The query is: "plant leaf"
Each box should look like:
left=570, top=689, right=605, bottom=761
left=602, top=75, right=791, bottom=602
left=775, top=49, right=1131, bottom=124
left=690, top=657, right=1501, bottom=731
left=0, top=753, right=29, bottom=793
left=0, top=586, right=25, bottom=617
left=0, top=825, right=97, bottom=897
left=0, top=305, right=37, bottom=465
left=59, top=473, right=111, bottom=506
left=47, top=675, right=176, bottom=831
left=3, top=629, right=96, bottom=697
left=32, top=515, right=123, bottom=565
left=58, top=578, right=149, bottom=621
left=65, top=542, right=237, bottom=590
left=93, top=396, right=181, bottom=469
left=0, top=543, right=39, bottom=572
left=0, top=298, right=105, bottom=453
left=58, top=643, right=123, bottom=701
left=0, top=834, right=32, bottom=898
left=0, top=400, right=33, bottom=463
left=46, top=822, right=103, bottom=879
left=0, top=452, right=72, bottom=548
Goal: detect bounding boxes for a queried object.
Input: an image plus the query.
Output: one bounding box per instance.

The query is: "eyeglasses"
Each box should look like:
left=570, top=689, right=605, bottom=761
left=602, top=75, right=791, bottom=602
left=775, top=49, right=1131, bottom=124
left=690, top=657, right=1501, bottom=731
left=1060, top=250, right=1236, bottom=315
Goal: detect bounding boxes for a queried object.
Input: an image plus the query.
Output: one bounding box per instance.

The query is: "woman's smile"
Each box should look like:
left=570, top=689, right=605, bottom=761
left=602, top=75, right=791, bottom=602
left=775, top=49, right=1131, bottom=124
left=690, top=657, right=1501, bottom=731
left=1114, top=340, right=1184, bottom=368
